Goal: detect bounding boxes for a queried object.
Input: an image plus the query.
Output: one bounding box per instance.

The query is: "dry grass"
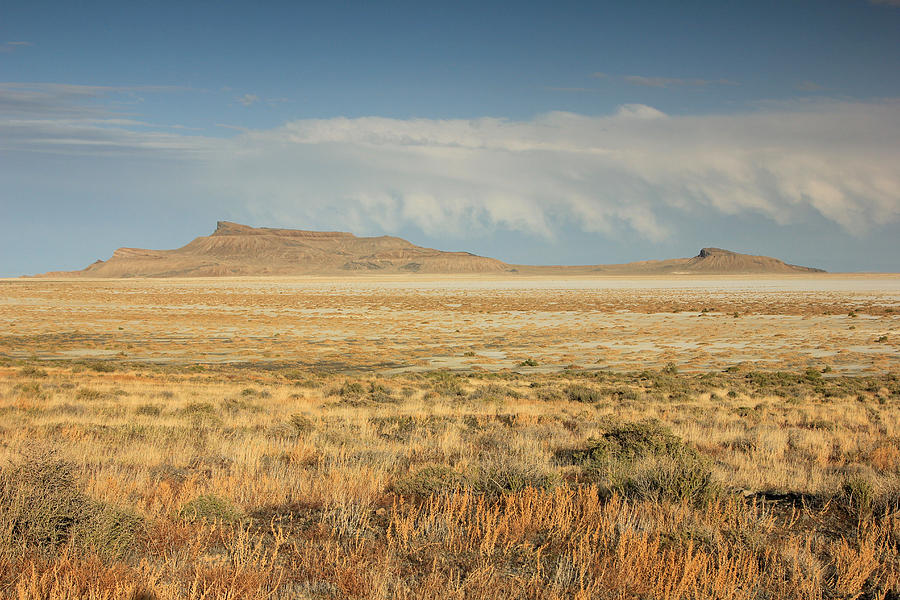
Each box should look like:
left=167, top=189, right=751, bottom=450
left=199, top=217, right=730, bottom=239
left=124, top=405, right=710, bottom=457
left=0, top=359, right=897, bottom=598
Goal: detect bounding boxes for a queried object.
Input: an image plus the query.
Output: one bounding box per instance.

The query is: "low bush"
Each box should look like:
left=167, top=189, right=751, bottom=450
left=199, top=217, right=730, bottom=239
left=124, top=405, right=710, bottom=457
left=0, top=450, right=141, bottom=557
left=559, top=421, right=716, bottom=504
left=134, top=403, right=162, bottom=416
left=469, top=454, right=557, bottom=495
left=567, top=421, right=695, bottom=465
left=623, top=455, right=717, bottom=504
left=12, top=382, right=46, bottom=400
left=289, top=413, right=315, bottom=434
left=564, top=384, right=603, bottom=403
left=391, top=465, right=468, bottom=496
left=178, top=495, right=243, bottom=523
left=19, top=366, right=48, bottom=378
left=469, top=383, right=522, bottom=402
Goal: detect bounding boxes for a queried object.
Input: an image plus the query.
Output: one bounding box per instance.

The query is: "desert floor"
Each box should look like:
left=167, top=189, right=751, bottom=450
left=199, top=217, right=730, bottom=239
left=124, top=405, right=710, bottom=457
left=0, top=275, right=898, bottom=599
left=2, top=274, right=898, bottom=373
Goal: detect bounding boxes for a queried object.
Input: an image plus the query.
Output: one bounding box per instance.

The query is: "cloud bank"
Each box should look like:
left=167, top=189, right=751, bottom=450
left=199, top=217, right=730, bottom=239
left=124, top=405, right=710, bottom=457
left=2, top=85, right=899, bottom=245
left=207, top=100, right=900, bottom=240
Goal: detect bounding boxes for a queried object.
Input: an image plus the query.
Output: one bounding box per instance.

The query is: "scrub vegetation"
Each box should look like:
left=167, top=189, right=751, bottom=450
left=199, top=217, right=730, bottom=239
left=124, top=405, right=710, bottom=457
left=0, top=358, right=898, bottom=599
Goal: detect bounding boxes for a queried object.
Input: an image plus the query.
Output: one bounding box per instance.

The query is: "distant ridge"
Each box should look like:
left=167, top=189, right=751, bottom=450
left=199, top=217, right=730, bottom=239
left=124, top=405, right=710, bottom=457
left=33, top=222, right=825, bottom=277
left=588, top=247, right=826, bottom=274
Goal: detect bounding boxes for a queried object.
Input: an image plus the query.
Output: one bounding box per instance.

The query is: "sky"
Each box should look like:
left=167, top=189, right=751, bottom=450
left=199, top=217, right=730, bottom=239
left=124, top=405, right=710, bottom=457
left=1, top=0, right=899, bottom=276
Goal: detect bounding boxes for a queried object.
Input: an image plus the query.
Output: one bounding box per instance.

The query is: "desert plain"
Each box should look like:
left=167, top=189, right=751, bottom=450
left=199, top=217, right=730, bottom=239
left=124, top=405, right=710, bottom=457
left=0, top=274, right=898, bottom=598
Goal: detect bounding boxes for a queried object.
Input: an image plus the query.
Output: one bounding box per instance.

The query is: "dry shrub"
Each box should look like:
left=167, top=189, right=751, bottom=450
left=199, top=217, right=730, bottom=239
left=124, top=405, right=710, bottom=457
left=12, top=382, right=46, bottom=400
left=869, top=443, right=900, bottom=472
left=469, top=453, right=558, bottom=495
left=564, top=384, right=603, bottom=403
left=0, top=449, right=142, bottom=558
left=841, top=474, right=900, bottom=517
left=560, top=421, right=718, bottom=504
left=391, top=464, right=468, bottom=496
left=565, top=420, right=696, bottom=465
left=178, top=495, right=243, bottom=523
left=0, top=450, right=92, bottom=552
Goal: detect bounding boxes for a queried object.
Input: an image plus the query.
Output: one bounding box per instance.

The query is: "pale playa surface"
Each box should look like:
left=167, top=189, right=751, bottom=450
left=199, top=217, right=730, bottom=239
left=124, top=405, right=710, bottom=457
left=1, top=274, right=897, bottom=374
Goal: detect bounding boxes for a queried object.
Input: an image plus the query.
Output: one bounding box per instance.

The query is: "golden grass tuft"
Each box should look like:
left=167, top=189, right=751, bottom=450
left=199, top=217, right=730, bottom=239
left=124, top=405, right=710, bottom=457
left=0, top=362, right=897, bottom=598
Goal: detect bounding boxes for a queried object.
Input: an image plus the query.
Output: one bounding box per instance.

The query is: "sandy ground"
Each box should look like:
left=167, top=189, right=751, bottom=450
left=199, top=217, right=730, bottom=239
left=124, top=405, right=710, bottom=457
left=1, top=274, right=898, bottom=374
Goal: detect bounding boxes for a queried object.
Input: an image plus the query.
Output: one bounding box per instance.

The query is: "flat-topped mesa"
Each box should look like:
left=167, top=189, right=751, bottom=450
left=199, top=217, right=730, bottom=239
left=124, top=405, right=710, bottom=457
left=212, top=220, right=355, bottom=239
left=697, top=247, right=735, bottom=258
left=40, top=221, right=510, bottom=277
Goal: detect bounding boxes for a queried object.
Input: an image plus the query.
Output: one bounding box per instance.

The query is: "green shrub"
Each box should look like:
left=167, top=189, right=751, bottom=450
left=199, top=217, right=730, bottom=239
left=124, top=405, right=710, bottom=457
left=221, top=397, right=261, bottom=414
left=12, top=382, right=46, bottom=400
left=88, top=362, right=115, bottom=373
left=19, top=366, right=48, bottom=378
left=178, top=401, right=218, bottom=416
left=469, top=383, right=522, bottom=402
left=239, top=387, right=270, bottom=398
left=289, top=413, right=314, bottom=434
left=623, top=455, right=716, bottom=504
left=564, top=384, right=603, bottom=403
left=837, top=474, right=900, bottom=516
left=469, top=455, right=557, bottom=495
left=533, top=386, right=565, bottom=402
left=76, top=387, right=108, bottom=401
left=73, top=504, right=143, bottom=559
left=0, top=450, right=142, bottom=557
left=368, top=381, right=398, bottom=403
left=178, top=494, right=243, bottom=523
left=340, top=381, right=366, bottom=396
left=391, top=465, right=468, bottom=495
left=559, top=421, right=716, bottom=504
left=135, top=403, right=162, bottom=416
left=0, top=450, right=91, bottom=551
left=568, top=421, right=695, bottom=465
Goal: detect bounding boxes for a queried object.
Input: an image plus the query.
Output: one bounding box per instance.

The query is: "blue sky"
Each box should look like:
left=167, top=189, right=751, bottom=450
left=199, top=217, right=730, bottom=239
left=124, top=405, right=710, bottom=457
left=1, top=0, right=899, bottom=275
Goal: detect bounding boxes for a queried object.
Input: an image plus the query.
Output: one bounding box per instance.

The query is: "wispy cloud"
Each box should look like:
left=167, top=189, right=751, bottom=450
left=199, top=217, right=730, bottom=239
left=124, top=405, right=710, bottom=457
left=624, top=75, right=738, bottom=88
left=235, top=93, right=288, bottom=107
left=0, top=41, right=33, bottom=53
left=543, top=86, right=591, bottom=93
left=0, top=82, right=210, bottom=156
left=795, top=80, right=825, bottom=91
left=0, top=82, right=188, bottom=118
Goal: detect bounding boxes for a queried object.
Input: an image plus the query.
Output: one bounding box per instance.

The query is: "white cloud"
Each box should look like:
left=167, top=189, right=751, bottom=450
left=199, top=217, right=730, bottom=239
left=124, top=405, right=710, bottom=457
left=237, top=93, right=259, bottom=106
left=3, top=86, right=898, bottom=241
left=200, top=100, right=899, bottom=239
